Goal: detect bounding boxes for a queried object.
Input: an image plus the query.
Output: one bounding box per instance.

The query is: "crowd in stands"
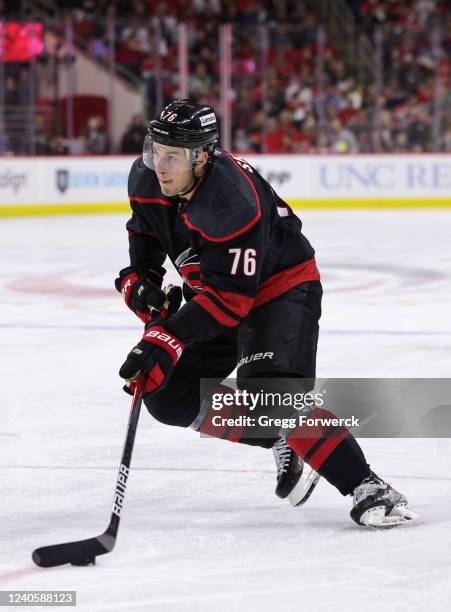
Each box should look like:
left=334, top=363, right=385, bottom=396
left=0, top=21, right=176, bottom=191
left=57, top=0, right=451, bottom=153
left=346, top=0, right=451, bottom=152
left=1, top=0, right=450, bottom=154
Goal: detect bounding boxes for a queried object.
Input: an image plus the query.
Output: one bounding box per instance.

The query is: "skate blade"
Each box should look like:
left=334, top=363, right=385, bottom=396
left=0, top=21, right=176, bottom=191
left=361, top=503, right=417, bottom=528
left=288, top=467, right=320, bottom=507
left=389, top=502, right=417, bottom=521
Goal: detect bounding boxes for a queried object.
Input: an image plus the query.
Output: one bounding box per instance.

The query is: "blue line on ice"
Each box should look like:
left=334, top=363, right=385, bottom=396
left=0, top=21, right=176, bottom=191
left=1, top=323, right=450, bottom=336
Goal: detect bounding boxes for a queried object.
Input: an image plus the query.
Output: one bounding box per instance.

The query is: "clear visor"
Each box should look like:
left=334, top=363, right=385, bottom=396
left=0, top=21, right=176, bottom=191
left=143, top=134, right=202, bottom=173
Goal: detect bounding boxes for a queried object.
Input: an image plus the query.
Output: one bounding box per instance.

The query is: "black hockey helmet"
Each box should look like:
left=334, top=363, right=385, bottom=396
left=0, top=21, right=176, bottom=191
left=147, top=99, right=218, bottom=156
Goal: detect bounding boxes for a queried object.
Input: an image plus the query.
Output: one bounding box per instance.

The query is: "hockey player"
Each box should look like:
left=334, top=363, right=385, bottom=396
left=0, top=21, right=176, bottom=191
left=116, top=99, right=415, bottom=527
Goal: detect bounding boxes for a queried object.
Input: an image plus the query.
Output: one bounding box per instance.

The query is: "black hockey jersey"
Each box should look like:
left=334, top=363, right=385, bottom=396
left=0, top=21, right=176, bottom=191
left=126, top=149, right=320, bottom=345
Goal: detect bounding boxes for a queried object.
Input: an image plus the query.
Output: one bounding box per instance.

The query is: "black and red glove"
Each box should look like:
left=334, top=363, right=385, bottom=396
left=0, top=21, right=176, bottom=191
left=115, top=267, right=182, bottom=323
left=119, top=324, right=185, bottom=395
left=115, top=266, right=165, bottom=324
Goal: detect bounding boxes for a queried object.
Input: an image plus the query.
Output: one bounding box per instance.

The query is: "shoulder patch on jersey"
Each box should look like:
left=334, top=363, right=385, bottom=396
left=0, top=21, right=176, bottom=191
left=182, top=152, right=261, bottom=242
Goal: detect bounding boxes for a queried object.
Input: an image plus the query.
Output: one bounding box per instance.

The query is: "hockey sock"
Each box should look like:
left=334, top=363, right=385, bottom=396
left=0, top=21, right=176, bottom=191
left=286, top=407, right=371, bottom=495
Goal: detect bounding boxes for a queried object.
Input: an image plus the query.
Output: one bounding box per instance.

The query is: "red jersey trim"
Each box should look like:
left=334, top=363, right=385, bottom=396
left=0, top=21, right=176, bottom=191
left=203, top=284, right=254, bottom=319
left=193, top=294, right=241, bottom=327
left=128, top=229, right=159, bottom=238
left=252, top=258, right=320, bottom=310
left=129, top=196, right=172, bottom=207
left=181, top=153, right=262, bottom=243
left=181, top=208, right=262, bottom=243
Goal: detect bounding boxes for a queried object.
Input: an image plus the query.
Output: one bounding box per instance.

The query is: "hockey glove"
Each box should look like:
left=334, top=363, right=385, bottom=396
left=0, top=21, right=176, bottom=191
left=115, top=266, right=182, bottom=323
left=119, top=325, right=185, bottom=395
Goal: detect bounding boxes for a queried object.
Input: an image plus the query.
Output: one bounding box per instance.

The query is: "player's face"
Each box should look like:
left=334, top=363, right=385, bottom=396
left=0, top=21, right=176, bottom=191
left=152, top=143, right=193, bottom=197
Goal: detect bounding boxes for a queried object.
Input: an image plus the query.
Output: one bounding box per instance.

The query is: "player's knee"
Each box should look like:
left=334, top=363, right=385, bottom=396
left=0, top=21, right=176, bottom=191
left=240, top=370, right=315, bottom=395
left=144, top=393, right=197, bottom=428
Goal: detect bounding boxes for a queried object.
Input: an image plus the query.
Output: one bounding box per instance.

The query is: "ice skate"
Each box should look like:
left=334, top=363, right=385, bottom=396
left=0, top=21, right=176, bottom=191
left=272, top=438, right=320, bottom=506
left=350, top=472, right=417, bottom=527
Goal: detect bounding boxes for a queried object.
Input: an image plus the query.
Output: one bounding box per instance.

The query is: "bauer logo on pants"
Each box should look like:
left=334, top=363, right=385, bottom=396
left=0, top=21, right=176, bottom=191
left=237, top=352, right=274, bottom=369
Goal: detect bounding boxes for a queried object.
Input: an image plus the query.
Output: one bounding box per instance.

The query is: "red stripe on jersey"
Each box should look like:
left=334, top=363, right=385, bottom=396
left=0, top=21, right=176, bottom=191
left=193, top=294, right=240, bottom=327
left=178, top=263, right=200, bottom=276
left=128, top=230, right=159, bottom=238
left=136, top=310, right=153, bottom=324
left=179, top=263, right=202, bottom=286
left=252, top=258, right=320, bottom=309
left=129, top=196, right=172, bottom=207
left=181, top=209, right=262, bottom=243
left=203, top=285, right=254, bottom=319
left=223, top=150, right=262, bottom=214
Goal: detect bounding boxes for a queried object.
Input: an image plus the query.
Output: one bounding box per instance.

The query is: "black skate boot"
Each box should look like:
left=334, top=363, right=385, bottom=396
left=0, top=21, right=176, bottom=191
left=350, top=472, right=417, bottom=527
left=272, top=438, right=320, bottom=506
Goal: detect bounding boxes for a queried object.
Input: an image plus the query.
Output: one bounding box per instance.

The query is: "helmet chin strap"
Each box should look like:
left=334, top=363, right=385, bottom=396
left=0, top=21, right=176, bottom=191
left=177, top=168, right=199, bottom=197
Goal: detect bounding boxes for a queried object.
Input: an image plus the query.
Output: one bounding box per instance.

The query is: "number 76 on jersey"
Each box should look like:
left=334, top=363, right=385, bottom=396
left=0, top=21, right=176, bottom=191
left=228, top=248, right=257, bottom=276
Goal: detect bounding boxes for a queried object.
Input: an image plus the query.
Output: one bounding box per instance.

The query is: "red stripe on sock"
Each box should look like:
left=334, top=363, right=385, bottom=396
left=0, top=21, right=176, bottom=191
left=197, top=405, right=234, bottom=438
left=227, top=405, right=247, bottom=443
left=286, top=435, right=318, bottom=457
left=306, top=428, right=350, bottom=472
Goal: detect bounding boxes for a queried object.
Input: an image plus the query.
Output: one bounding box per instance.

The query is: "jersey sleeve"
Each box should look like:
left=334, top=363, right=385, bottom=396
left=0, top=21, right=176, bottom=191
left=126, top=202, right=167, bottom=285
left=165, top=222, right=267, bottom=345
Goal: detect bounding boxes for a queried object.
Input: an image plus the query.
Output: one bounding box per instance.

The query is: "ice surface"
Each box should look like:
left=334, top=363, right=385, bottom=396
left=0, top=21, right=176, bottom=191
left=1, top=210, right=450, bottom=611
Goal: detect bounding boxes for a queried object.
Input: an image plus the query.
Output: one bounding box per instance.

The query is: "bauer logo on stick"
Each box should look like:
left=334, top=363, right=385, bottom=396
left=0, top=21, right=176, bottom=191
left=113, top=464, right=129, bottom=517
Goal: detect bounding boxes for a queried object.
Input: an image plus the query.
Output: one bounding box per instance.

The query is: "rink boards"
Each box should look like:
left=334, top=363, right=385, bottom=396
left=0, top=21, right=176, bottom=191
left=0, top=153, right=450, bottom=216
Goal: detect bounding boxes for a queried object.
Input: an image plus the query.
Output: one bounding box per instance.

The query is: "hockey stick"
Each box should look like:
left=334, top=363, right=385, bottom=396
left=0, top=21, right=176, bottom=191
left=32, top=375, right=145, bottom=568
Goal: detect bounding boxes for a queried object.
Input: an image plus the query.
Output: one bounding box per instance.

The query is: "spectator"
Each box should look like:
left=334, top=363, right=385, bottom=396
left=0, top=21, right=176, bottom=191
left=120, top=114, right=148, bottom=154
left=4, top=77, right=20, bottom=106
left=82, top=116, right=107, bottom=154
left=329, top=118, right=360, bottom=153
left=0, top=119, right=11, bottom=154
left=189, top=62, right=212, bottom=99
left=33, top=116, right=52, bottom=155
left=3, top=0, right=449, bottom=155
left=444, top=125, right=451, bottom=151
left=48, top=133, right=70, bottom=155
left=406, top=107, right=432, bottom=150
left=393, top=130, right=410, bottom=151
left=233, top=128, right=252, bottom=152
